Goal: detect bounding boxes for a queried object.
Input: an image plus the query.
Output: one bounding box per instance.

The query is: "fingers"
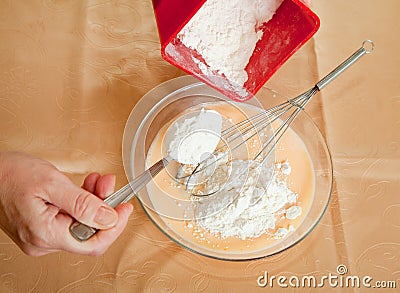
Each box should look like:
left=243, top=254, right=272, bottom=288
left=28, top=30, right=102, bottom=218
left=82, top=173, right=100, bottom=193
left=82, top=173, right=116, bottom=200
left=40, top=171, right=128, bottom=256
left=19, top=242, right=59, bottom=257
left=54, top=202, right=133, bottom=255
left=85, top=202, right=133, bottom=255
left=47, top=175, right=118, bottom=230
left=1, top=151, right=129, bottom=256
left=95, top=174, right=116, bottom=200
left=60, top=173, right=129, bottom=255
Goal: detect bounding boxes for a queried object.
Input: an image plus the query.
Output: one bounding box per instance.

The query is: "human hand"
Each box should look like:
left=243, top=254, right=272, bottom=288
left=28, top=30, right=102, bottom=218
left=0, top=152, right=133, bottom=256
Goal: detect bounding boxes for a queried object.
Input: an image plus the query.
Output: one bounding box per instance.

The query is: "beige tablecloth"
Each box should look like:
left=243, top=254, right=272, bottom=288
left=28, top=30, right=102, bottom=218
left=0, top=0, right=399, bottom=292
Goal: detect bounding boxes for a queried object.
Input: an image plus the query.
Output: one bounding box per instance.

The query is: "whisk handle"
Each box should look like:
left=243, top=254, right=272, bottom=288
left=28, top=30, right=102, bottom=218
left=316, top=40, right=374, bottom=90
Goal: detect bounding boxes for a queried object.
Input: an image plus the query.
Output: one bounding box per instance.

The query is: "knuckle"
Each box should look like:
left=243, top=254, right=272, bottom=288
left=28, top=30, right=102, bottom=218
left=73, top=191, right=93, bottom=220
left=20, top=245, right=35, bottom=256
left=22, top=230, right=45, bottom=248
left=40, top=165, right=62, bottom=185
left=29, top=234, right=46, bottom=248
left=21, top=245, right=43, bottom=257
left=17, top=228, right=32, bottom=246
left=89, top=246, right=107, bottom=256
left=17, top=223, right=49, bottom=250
left=19, top=233, right=48, bottom=257
left=43, top=168, right=70, bottom=193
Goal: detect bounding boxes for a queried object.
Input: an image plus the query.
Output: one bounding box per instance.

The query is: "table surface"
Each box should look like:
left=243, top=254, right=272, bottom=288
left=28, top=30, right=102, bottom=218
left=0, top=0, right=399, bottom=292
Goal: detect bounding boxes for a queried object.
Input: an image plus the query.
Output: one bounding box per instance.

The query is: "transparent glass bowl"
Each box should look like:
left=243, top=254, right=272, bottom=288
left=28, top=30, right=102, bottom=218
left=122, top=76, right=332, bottom=261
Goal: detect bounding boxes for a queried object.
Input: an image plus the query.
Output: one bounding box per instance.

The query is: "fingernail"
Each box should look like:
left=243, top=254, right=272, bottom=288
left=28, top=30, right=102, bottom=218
left=94, top=206, right=117, bottom=227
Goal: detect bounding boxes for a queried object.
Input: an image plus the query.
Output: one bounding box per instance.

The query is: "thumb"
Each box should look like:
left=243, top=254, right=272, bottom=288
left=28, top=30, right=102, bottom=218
left=50, top=185, right=118, bottom=230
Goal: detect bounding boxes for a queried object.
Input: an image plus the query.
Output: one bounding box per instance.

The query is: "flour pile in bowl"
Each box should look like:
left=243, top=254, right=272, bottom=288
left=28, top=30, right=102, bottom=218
left=168, top=108, right=303, bottom=241
left=190, top=158, right=302, bottom=240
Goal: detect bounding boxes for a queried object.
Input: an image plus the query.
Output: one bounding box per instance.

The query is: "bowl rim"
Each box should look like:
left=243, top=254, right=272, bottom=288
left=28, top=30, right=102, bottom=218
left=123, top=76, right=333, bottom=261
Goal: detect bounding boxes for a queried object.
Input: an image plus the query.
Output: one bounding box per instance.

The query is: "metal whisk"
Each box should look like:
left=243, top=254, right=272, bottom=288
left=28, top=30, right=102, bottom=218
left=189, top=40, right=374, bottom=196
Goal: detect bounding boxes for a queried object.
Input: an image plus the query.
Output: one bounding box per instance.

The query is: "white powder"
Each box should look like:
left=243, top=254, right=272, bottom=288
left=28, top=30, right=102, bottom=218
left=275, top=225, right=295, bottom=238
left=178, top=0, right=283, bottom=86
left=193, top=160, right=301, bottom=240
left=167, top=109, right=222, bottom=165
left=286, top=205, right=302, bottom=220
left=281, top=160, right=292, bottom=175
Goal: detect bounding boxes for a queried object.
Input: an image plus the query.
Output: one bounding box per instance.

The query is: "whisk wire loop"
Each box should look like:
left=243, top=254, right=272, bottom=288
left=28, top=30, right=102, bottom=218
left=188, top=40, right=374, bottom=196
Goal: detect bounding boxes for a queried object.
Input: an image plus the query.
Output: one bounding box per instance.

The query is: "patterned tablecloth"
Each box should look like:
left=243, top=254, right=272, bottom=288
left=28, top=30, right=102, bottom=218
left=0, top=0, right=399, bottom=292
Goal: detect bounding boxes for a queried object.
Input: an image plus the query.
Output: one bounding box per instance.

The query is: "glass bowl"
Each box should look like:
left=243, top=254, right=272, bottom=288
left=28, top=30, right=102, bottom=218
left=122, top=75, right=332, bottom=261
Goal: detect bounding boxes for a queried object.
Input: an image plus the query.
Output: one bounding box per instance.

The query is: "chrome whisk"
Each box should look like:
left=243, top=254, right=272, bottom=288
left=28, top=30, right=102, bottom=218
left=189, top=40, right=374, bottom=196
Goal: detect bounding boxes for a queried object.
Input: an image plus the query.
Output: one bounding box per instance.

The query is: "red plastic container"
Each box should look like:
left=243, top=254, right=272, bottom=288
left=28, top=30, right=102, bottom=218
left=152, top=0, right=320, bottom=101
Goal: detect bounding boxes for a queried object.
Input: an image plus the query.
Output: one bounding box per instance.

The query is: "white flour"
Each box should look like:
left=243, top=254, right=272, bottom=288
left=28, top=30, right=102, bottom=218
left=166, top=108, right=302, bottom=240
left=178, top=0, right=283, bottom=87
left=167, top=109, right=222, bottom=165
left=193, top=159, right=302, bottom=240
